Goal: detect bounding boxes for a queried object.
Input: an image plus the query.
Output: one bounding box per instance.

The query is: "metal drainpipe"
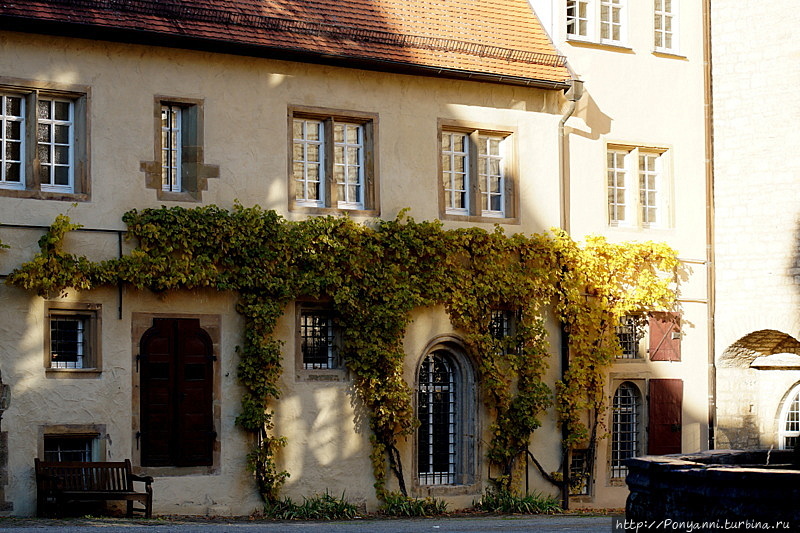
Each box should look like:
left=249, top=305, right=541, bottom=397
left=702, top=0, right=717, bottom=451
left=558, top=78, right=583, bottom=510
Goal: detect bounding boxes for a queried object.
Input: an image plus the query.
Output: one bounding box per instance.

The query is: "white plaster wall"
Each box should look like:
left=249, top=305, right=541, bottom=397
left=528, top=1, right=710, bottom=509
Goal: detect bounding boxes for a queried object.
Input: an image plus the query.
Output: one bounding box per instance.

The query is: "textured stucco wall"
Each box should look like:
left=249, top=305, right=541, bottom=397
left=0, top=30, right=569, bottom=515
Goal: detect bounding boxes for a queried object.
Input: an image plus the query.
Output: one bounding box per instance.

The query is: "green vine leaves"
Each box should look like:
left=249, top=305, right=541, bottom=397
left=4, top=206, right=678, bottom=499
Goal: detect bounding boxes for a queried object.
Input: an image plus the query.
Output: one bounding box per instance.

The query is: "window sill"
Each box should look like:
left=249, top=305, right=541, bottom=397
left=46, top=368, right=101, bottom=378
left=0, top=188, right=89, bottom=202
left=566, top=39, right=634, bottom=53
left=138, top=465, right=217, bottom=477
left=296, top=368, right=348, bottom=383
left=289, top=204, right=380, bottom=217
left=440, top=213, right=519, bottom=225
left=156, top=190, right=202, bottom=203
left=414, top=481, right=481, bottom=497
left=652, top=50, right=688, bottom=60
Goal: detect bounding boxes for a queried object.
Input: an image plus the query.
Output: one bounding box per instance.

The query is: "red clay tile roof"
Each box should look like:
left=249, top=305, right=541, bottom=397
left=0, top=0, right=571, bottom=88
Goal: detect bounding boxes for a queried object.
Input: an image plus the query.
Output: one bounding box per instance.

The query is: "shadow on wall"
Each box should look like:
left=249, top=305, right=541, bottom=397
left=716, top=330, right=800, bottom=449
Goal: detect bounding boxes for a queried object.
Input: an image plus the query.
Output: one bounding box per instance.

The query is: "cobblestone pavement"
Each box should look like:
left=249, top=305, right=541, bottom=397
left=0, top=513, right=621, bottom=532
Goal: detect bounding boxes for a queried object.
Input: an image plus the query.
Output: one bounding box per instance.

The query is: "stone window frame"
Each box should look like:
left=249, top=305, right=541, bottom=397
left=0, top=77, right=91, bottom=201
left=44, top=302, right=102, bottom=377
left=288, top=105, right=380, bottom=216
left=140, top=96, right=219, bottom=202
left=294, top=301, right=347, bottom=383
left=438, top=119, right=519, bottom=224
left=38, top=424, right=107, bottom=462
left=131, top=312, right=221, bottom=476
left=412, top=336, right=481, bottom=498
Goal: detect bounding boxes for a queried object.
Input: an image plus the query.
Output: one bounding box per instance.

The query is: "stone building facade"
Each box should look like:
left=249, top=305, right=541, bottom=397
left=711, top=1, right=800, bottom=453
left=0, top=0, right=713, bottom=515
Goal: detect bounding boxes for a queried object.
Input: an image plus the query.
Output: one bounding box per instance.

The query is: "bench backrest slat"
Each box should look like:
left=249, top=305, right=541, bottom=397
left=35, top=460, right=135, bottom=493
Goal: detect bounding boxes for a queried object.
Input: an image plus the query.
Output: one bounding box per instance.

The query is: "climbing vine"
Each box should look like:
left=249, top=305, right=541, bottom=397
left=4, top=205, right=678, bottom=501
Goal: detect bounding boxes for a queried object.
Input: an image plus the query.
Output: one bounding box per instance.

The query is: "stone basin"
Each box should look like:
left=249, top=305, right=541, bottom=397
left=626, top=450, right=800, bottom=523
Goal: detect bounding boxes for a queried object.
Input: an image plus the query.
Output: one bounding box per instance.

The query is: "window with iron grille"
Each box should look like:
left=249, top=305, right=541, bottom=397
left=46, top=304, right=100, bottom=371
left=779, top=384, right=800, bottom=450
left=43, top=435, right=96, bottom=462
left=50, top=315, right=87, bottom=369
left=615, top=316, right=643, bottom=359
left=490, top=309, right=520, bottom=355
left=569, top=449, right=591, bottom=495
left=611, top=382, right=641, bottom=478
left=418, top=351, right=457, bottom=485
left=300, top=309, right=339, bottom=370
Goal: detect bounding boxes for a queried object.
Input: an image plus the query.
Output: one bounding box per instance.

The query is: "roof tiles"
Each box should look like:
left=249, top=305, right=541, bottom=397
left=1, top=0, right=571, bottom=86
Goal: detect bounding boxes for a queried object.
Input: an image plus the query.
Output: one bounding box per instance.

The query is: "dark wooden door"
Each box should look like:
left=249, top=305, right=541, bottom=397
left=140, top=318, right=214, bottom=466
left=648, top=378, right=683, bottom=455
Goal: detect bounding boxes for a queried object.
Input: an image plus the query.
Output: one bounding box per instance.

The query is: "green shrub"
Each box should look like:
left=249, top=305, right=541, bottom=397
left=263, top=491, right=359, bottom=520
left=473, top=488, right=561, bottom=514
left=380, top=492, right=448, bottom=516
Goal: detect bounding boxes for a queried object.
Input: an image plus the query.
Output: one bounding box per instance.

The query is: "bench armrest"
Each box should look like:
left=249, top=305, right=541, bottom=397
left=130, top=473, right=154, bottom=485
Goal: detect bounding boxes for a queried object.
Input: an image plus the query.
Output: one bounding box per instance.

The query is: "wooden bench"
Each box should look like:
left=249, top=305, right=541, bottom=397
left=35, top=459, right=153, bottom=518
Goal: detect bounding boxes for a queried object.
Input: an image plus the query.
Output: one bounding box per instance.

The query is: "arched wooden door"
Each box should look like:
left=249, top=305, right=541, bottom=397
left=140, top=318, right=215, bottom=467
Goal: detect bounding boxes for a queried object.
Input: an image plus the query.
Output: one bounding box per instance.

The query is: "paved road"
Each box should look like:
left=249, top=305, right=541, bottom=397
left=0, top=514, right=620, bottom=532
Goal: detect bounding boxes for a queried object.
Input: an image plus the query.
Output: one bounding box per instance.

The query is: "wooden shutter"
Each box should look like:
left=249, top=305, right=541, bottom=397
left=649, top=312, right=681, bottom=361
left=648, top=378, right=683, bottom=455
left=140, top=318, right=214, bottom=467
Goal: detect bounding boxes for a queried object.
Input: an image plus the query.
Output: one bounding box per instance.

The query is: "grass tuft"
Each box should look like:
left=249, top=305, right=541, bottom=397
left=473, top=488, right=561, bottom=514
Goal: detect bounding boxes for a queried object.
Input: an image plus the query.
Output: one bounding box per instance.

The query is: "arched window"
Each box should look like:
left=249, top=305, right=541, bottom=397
left=611, top=382, right=641, bottom=478
left=779, top=384, right=800, bottom=450
left=417, top=347, right=475, bottom=486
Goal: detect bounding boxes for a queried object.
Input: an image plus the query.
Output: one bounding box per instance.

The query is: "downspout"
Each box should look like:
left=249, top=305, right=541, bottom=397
left=559, top=78, right=583, bottom=510
left=702, top=0, right=717, bottom=451
left=559, top=79, right=583, bottom=233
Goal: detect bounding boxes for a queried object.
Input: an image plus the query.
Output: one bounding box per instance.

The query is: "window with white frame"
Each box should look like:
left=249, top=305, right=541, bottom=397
left=141, top=97, right=218, bottom=201
left=0, top=84, right=87, bottom=198
left=45, top=303, right=101, bottom=372
left=298, top=307, right=340, bottom=370
left=290, top=108, right=377, bottom=213
left=440, top=126, right=515, bottom=220
left=607, top=146, right=670, bottom=229
left=1, top=93, right=25, bottom=189
left=779, top=384, right=800, bottom=450
left=566, top=0, right=626, bottom=46
left=611, top=381, right=641, bottom=478
left=161, top=104, right=182, bottom=193
left=654, top=0, right=679, bottom=54
left=566, top=0, right=590, bottom=38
